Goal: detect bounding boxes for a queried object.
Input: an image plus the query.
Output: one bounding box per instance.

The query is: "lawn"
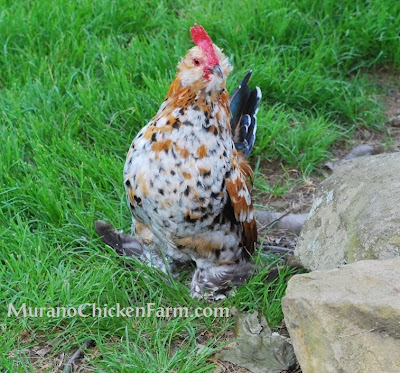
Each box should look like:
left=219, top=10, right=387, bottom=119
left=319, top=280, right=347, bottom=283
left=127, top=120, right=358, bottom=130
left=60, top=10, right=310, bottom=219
left=1, top=0, right=399, bottom=371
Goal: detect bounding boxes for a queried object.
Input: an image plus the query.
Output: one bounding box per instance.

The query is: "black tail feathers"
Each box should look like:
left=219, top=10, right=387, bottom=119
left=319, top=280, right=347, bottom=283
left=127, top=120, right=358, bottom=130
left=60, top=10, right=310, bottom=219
left=229, top=71, right=262, bottom=157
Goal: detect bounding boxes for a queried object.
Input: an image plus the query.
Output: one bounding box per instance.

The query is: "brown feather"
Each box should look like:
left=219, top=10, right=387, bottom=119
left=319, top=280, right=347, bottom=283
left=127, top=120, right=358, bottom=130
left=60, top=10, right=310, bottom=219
left=225, top=157, right=257, bottom=257
left=243, top=219, right=257, bottom=258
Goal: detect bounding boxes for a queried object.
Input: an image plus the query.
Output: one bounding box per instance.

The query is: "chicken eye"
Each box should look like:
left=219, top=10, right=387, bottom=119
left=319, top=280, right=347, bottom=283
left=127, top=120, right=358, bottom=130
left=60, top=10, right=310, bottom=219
left=193, top=59, right=200, bottom=66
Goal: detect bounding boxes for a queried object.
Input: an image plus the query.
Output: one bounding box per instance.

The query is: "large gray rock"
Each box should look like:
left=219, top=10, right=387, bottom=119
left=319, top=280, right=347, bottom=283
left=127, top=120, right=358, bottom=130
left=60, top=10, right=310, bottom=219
left=296, top=153, right=400, bottom=271
left=282, top=258, right=400, bottom=373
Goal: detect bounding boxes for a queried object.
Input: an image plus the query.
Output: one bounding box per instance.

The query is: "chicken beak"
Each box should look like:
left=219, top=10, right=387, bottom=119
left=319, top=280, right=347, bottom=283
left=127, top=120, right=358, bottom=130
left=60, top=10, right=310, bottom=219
left=211, top=64, right=223, bottom=78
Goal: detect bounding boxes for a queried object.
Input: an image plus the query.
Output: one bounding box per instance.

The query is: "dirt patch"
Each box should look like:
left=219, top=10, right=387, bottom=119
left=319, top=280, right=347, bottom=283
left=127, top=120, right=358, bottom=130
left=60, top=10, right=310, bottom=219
left=372, top=70, right=400, bottom=151
left=214, top=362, right=301, bottom=373
left=11, top=330, right=98, bottom=372
left=252, top=159, right=319, bottom=215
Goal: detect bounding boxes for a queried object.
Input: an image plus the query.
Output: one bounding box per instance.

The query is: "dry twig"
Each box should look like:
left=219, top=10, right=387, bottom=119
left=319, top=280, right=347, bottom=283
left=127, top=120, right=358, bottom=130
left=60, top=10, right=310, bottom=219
left=63, top=339, right=95, bottom=373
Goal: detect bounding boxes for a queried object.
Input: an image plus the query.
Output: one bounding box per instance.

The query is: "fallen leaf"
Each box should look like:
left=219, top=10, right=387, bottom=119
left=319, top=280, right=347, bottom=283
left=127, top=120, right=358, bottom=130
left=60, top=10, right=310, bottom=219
left=215, top=308, right=296, bottom=373
left=35, top=347, right=51, bottom=357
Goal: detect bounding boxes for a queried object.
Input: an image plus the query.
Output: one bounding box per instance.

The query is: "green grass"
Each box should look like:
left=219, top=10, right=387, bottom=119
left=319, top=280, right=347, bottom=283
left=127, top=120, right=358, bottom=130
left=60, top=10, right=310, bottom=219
left=1, top=0, right=399, bottom=370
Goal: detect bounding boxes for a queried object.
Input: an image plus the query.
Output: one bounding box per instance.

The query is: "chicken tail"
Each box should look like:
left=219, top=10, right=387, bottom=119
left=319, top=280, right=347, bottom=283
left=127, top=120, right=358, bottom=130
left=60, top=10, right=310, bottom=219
left=229, top=71, right=262, bottom=157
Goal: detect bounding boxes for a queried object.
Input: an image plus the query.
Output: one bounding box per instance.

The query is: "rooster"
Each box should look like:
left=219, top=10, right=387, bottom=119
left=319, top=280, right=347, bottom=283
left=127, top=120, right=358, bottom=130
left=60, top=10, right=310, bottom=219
left=96, top=25, right=261, bottom=299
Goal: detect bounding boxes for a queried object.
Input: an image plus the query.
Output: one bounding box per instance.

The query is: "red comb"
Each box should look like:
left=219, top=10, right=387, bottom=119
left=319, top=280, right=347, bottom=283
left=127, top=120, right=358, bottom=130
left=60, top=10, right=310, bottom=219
left=190, top=24, right=219, bottom=65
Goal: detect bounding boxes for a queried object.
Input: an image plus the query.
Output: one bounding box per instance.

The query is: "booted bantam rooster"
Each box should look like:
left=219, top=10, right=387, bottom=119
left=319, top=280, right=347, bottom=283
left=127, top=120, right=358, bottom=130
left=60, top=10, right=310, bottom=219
left=96, top=25, right=261, bottom=299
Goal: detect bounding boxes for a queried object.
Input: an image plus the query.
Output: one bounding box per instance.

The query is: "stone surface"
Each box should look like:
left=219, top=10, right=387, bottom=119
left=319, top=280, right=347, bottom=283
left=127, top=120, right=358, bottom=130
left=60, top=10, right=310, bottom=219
left=295, top=153, right=400, bottom=271
left=282, top=258, right=400, bottom=373
left=216, top=308, right=296, bottom=373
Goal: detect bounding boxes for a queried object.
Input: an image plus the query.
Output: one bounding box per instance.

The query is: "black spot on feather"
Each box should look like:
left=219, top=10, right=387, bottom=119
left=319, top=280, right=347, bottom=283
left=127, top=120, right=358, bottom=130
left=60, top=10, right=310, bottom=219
left=184, top=186, right=191, bottom=196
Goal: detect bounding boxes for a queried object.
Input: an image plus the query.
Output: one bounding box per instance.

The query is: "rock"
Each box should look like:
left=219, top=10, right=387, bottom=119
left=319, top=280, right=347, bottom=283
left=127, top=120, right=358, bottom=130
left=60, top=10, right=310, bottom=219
left=390, top=115, right=400, bottom=127
left=324, top=144, right=376, bottom=170
left=296, top=153, right=400, bottom=271
left=282, top=258, right=400, bottom=373
left=215, top=308, right=296, bottom=373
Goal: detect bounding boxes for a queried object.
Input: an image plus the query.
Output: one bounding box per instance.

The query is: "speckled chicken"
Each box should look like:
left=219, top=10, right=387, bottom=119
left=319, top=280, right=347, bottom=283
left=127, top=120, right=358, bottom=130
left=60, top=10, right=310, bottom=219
left=96, top=25, right=261, bottom=299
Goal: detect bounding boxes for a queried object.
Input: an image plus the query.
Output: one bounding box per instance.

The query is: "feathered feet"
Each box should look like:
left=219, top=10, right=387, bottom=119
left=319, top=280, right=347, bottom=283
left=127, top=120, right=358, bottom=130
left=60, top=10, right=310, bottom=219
left=94, top=220, right=254, bottom=300
left=190, top=261, right=254, bottom=300
left=94, top=220, right=172, bottom=275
